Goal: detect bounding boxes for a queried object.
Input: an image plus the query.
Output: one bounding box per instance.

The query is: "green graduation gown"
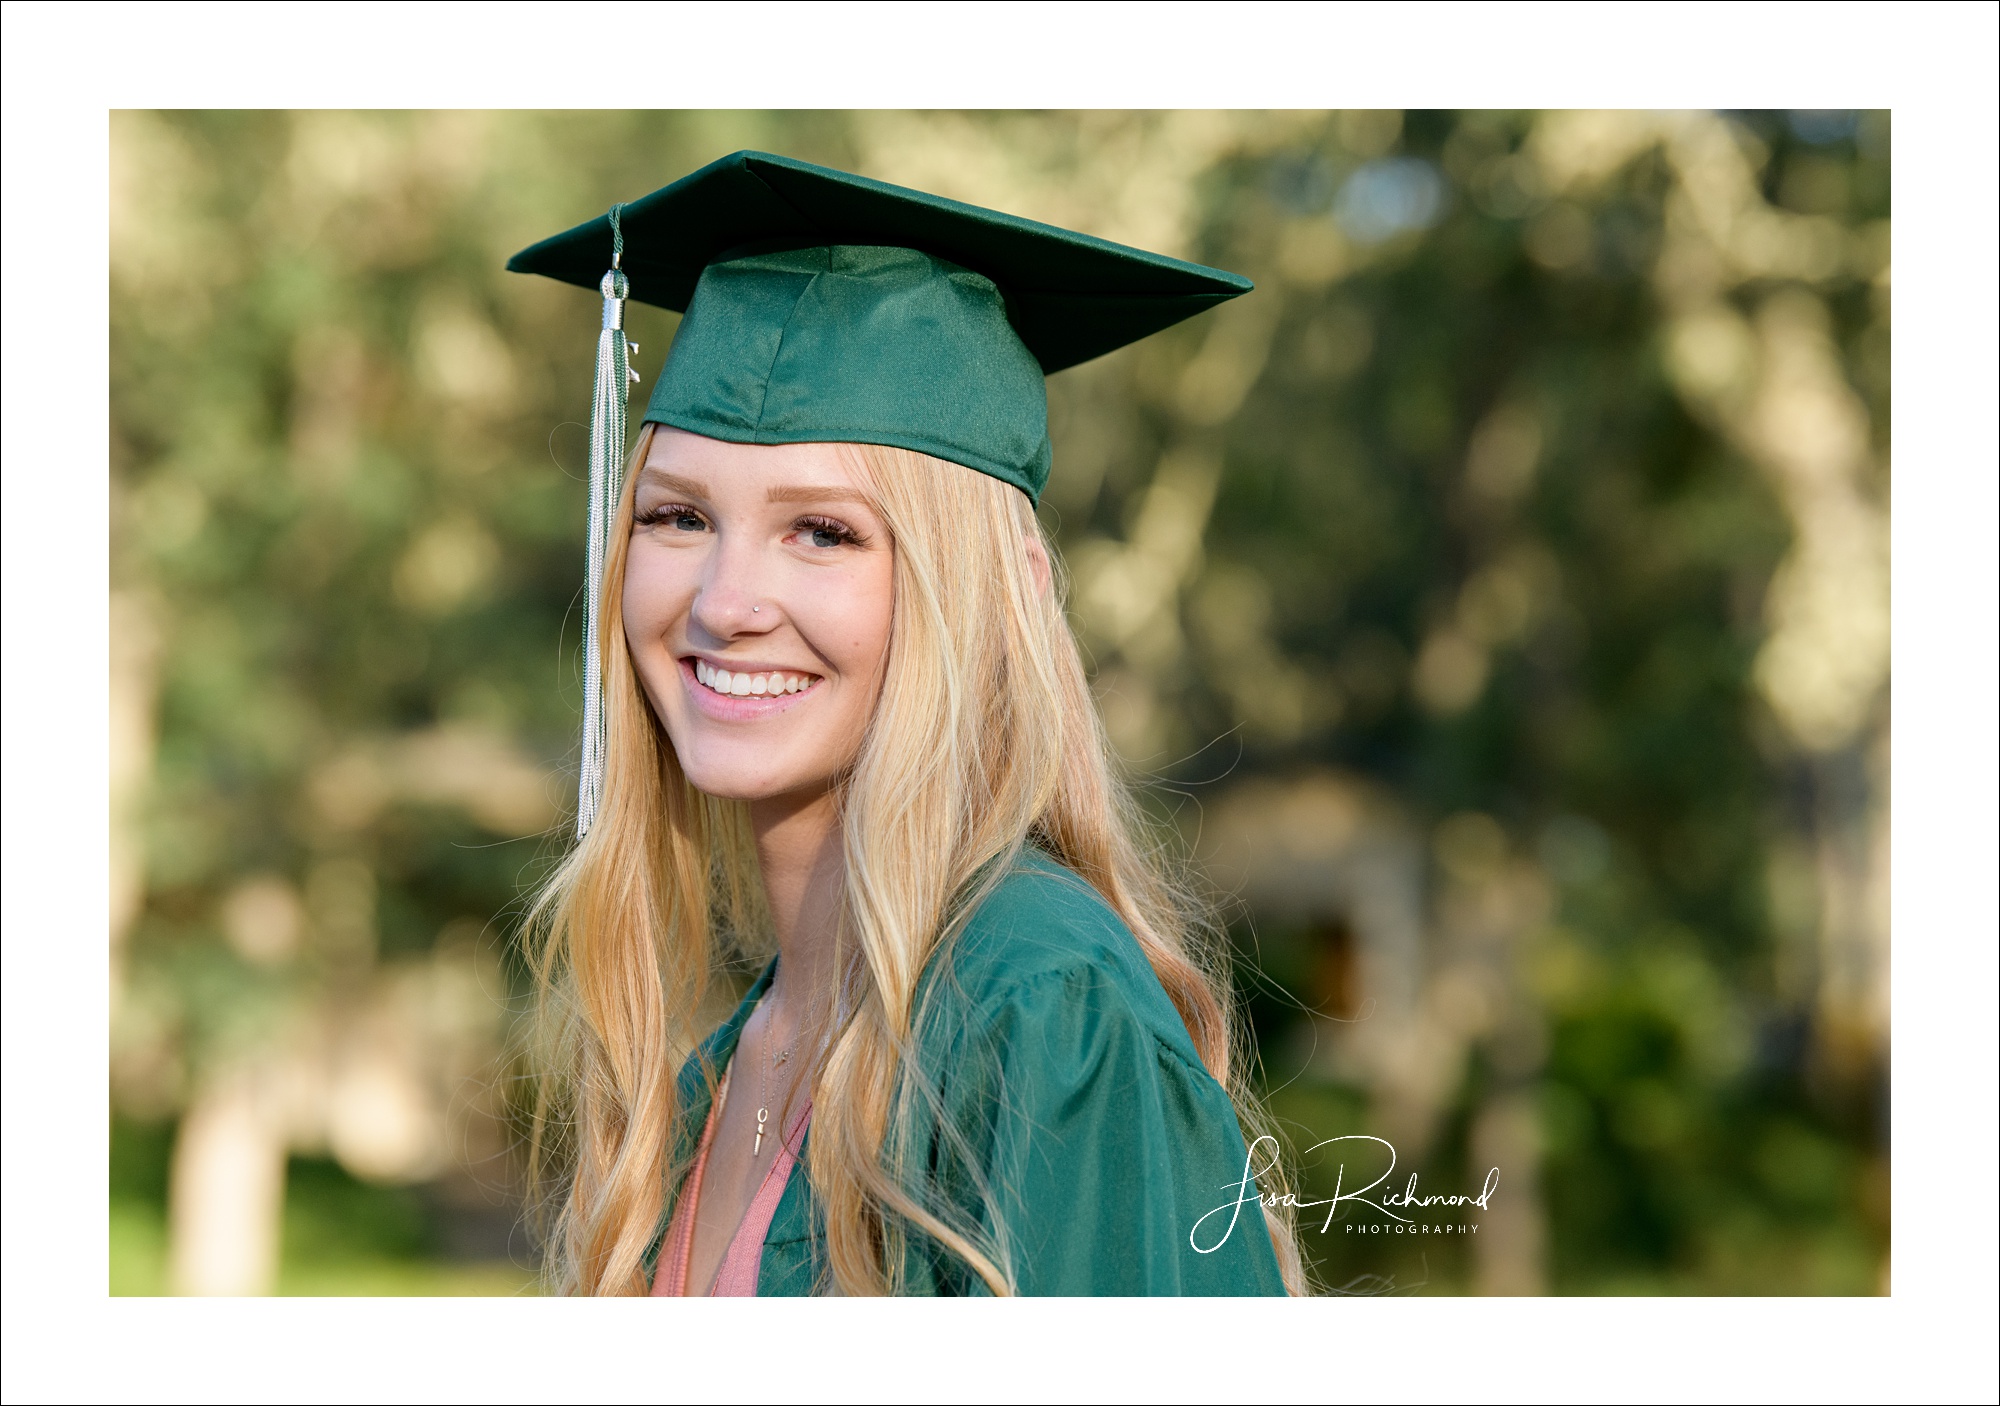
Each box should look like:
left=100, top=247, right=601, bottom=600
left=648, top=850, right=1287, bottom=1296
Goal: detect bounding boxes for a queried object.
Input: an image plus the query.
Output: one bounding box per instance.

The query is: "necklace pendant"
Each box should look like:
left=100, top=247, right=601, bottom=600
left=754, top=1106, right=769, bottom=1157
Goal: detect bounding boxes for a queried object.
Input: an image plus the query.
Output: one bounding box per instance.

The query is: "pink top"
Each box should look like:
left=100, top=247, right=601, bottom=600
left=651, top=1076, right=811, bottom=1297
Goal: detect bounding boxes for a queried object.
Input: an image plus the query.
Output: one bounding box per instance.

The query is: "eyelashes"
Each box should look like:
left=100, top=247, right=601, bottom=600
left=631, top=503, right=868, bottom=548
left=634, top=502, right=710, bottom=530
left=794, top=514, right=867, bottom=548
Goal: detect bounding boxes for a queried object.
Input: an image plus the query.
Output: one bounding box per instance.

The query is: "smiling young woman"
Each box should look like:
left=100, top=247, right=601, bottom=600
left=511, top=153, right=1303, bottom=1297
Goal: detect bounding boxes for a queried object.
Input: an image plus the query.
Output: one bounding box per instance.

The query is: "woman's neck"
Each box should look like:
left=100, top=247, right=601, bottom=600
left=748, top=787, right=844, bottom=1013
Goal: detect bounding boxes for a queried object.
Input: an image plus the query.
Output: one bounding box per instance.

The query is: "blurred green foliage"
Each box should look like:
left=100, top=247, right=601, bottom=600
left=1157, top=111, right=1888, bottom=1294
left=111, top=110, right=1889, bottom=1295
left=111, top=1118, right=534, bottom=1295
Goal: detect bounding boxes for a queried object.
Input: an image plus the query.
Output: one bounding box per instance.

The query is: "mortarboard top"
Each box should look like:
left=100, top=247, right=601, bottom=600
left=507, top=150, right=1252, bottom=502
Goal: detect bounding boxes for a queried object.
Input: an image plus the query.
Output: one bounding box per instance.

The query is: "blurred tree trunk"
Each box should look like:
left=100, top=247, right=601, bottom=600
left=167, top=1068, right=284, bottom=1296
left=1472, top=1090, right=1547, bottom=1295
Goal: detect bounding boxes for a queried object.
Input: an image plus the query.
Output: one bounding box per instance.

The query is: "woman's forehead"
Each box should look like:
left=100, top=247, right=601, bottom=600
left=641, top=430, right=873, bottom=501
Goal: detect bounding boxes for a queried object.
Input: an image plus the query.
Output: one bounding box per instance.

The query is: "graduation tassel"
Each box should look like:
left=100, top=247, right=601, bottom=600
left=577, top=204, right=639, bottom=839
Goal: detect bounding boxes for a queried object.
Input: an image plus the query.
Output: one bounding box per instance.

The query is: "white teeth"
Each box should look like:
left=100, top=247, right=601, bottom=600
left=693, top=661, right=818, bottom=697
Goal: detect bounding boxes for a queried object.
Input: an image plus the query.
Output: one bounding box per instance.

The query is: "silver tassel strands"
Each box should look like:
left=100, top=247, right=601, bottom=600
left=577, top=208, right=638, bottom=839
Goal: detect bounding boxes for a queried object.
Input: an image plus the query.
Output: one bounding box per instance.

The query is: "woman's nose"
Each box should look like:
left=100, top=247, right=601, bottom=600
left=687, top=537, right=775, bottom=641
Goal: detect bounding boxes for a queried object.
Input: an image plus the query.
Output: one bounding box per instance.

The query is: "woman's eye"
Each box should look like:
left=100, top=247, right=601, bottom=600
left=640, top=503, right=708, bottom=532
left=795, top=516, right=858, bottom=549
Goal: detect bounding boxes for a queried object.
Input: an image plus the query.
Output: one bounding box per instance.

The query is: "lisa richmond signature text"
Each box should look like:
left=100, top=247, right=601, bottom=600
left=1190, top=1134, right=1501, bottom=1252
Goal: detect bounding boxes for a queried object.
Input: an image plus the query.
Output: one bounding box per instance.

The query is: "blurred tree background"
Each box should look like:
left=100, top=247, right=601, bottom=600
left=110, top=110, right=1889, bottom=1295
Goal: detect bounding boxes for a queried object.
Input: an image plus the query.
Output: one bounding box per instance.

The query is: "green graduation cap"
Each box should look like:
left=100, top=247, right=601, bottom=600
left=506, top=150, right=1252, bottom=834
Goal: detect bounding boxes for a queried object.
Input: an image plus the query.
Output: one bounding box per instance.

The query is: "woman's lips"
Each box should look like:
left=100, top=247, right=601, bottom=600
left=679, top=657, right=823, bottom=720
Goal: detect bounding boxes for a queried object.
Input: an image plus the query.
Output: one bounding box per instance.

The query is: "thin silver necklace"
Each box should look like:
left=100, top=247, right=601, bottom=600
left=752, top=994, right=793, bottom=1159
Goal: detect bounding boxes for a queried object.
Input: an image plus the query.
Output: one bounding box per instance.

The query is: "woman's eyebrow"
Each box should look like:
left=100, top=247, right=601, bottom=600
left=637, top=468, right=711, bottom=498
left=766, top=485, right=873, bottom=506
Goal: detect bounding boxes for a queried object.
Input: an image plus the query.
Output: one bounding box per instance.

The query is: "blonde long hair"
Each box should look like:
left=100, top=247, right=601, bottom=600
left=525, top=425, right=1303, bottom=1295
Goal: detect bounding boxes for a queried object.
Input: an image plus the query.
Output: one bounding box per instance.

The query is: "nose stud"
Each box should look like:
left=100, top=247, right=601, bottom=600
left=752, top=605, right=761, bottom=613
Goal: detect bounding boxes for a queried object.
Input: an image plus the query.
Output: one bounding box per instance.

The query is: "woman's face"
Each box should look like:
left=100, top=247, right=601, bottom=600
left=622, top=429, right=895, bottom=806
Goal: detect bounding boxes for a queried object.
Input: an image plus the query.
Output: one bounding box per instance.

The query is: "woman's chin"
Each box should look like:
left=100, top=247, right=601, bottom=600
left=676, top=755, right=837, bottom=807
